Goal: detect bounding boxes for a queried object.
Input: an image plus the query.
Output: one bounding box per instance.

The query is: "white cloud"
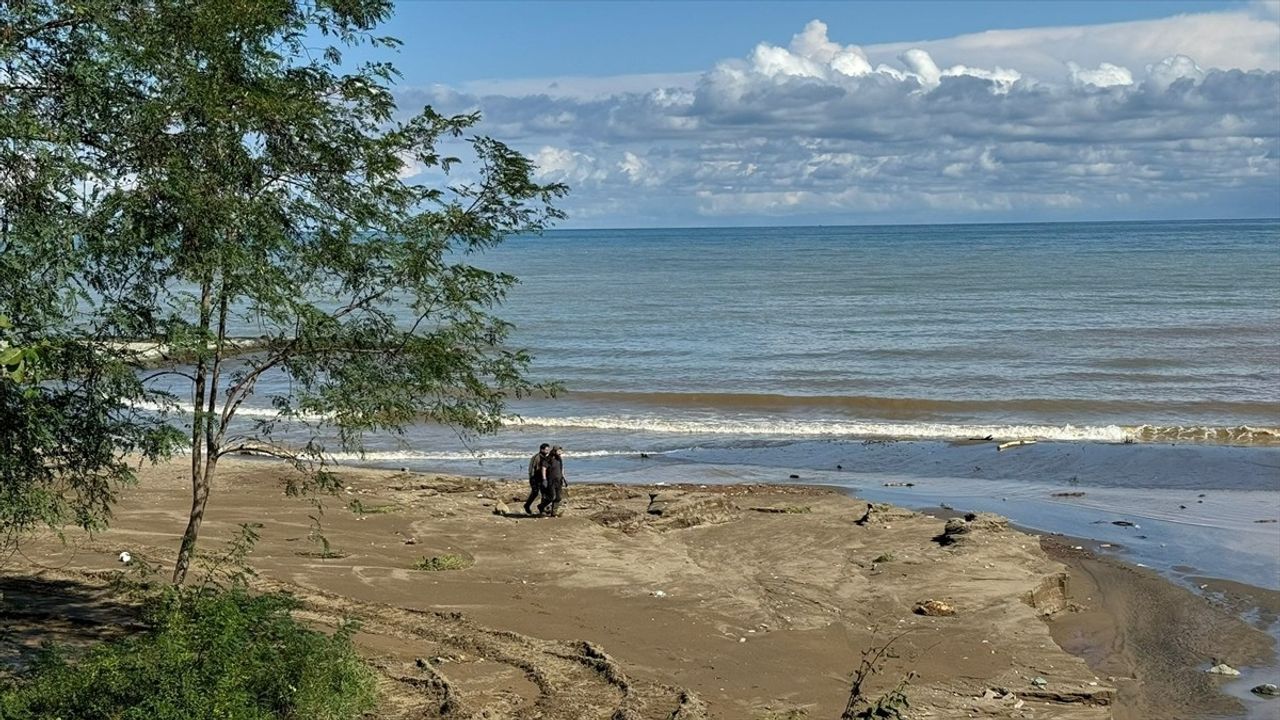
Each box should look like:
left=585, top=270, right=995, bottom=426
left=1068, top=61, right=1134, bottom=88
left=864, top=8, right=1279, bottom=79
left=397, top=8, right=1280, bottom=225
left=532, top=146, right=608, bottom=185
left=618, top=151, right=661, bottom=186
left=1146, top=54, right=1206, bottom=90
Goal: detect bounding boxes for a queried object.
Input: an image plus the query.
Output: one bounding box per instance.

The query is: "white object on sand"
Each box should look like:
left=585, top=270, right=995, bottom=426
left=118, top=551, right=132, bottom=564
left=997, top=439, right=1037, bottom=451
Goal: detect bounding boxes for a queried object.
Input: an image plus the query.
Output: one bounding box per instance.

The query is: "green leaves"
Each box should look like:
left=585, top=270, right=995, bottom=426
left=3, top=0, right=566, bottom=577
left=0, top=585, right=378, bottom=720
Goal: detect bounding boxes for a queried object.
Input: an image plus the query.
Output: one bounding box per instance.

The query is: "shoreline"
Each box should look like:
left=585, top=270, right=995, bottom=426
left=3, top=457, right=1276, bottom=718
left=1040, top=536, right=1279, bottom=720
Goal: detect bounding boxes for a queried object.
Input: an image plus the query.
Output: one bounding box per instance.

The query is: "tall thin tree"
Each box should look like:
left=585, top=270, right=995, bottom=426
left=3, top=0, right=566, bottom=582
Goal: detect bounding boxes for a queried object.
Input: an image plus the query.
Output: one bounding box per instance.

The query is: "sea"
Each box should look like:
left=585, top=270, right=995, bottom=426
left=210, top=219, right=1279, bottom=594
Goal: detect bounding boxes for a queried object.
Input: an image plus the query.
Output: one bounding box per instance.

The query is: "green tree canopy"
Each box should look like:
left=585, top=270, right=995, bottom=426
left=2, top=0, right=566, bottom=581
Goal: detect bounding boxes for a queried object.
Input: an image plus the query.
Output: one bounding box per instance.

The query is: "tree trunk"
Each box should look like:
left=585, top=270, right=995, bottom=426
left=172, top=275, right=215, bottom=584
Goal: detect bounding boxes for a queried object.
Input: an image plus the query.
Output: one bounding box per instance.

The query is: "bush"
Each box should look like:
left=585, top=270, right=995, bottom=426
left=0, top=585, right=377, bottom=720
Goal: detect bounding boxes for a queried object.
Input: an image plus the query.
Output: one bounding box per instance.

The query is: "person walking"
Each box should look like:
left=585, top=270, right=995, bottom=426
left=524, top=443, right=551, bottom=515
left=538, top=446, right=567, bottom=516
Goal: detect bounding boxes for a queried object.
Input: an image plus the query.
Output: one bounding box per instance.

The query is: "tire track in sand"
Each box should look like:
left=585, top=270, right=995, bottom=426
left=278, top=580, right=707, bottom=720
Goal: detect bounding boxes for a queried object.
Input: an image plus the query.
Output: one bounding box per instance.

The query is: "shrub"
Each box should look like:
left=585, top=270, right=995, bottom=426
left=0, top=585, right=377, bottom=720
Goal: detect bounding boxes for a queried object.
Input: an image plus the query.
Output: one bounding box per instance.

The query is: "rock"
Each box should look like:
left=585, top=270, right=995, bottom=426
left=914, top=599, right=956, bottom=616
left=404, top=538, right=417, bottom=545
left=651, top=590, right=667, bottom=598
left=935, top=512, right=1008, bottom=546
left=1251, top=683, right=1279, bottom=697
left=788, top=474, right=800, bottom=479
left=646, top=493, right=667, bottom=516
left=1207, top=663, right=1241, bottom=676
left=492, top=500, right=510, bottom=515
left=1031, top=676, right=1047, bottom=688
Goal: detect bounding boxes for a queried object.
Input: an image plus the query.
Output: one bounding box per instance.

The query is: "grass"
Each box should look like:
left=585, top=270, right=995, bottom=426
left=412, top=553, right=472, bottom=571
left=0, top=585, right=377, bottom=720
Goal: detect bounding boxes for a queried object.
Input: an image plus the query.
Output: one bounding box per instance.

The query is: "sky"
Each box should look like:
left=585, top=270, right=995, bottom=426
left=363, top=0, right=1280, bottom=227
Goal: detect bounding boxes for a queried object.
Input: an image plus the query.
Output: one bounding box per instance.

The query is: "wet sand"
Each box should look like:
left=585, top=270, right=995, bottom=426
left=1042, top=538, right=1277, bottom=720
left=3, top=457, right=1275, bottom=719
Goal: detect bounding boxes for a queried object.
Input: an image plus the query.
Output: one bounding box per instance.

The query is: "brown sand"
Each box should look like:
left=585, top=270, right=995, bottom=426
left=1042, top=538, right=1277, bottom=720
left=2, top=457, right=1271, bottom=719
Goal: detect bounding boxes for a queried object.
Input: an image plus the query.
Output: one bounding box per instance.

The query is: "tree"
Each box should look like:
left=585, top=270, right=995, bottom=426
left=2, top=0, right=566, bottom=582
left=2, top=0, right=186, bottom=552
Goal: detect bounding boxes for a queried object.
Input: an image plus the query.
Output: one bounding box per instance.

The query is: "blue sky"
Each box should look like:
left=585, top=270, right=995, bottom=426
left=364, top=1, right=1280, bottom=227
left=379, top=1, right=1247, bottom=83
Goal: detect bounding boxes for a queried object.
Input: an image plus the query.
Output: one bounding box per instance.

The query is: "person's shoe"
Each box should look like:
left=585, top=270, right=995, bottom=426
left=523, top=504, right=533, bottom=515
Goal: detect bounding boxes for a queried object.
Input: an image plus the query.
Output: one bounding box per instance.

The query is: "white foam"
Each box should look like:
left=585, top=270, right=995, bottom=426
left=323, top=448, right=649, bottom=463
left=507, top=414, right=1136, bottom=442
left=129, top=400, right=330, bottom=423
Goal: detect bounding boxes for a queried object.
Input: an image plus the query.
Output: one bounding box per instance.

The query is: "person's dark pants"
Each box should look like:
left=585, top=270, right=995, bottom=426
left=523, top=478, right=541, bottom=514
left=538, top=479, right=565, bottom=516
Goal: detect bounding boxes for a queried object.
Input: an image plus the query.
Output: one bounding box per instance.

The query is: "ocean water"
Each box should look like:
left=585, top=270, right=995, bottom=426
left=213, top=219, right=1280, bottom=587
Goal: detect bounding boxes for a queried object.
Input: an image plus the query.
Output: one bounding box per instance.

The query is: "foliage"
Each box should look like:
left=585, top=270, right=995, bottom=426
left=0, top=587, right=376, bottom=720
left=0, top=314, right=182, bottom=555
left=2, top=0, right=566, bottom=581
left=0, top=524, right=377, bottom=720
left=413, top=553, right=471, bottom=571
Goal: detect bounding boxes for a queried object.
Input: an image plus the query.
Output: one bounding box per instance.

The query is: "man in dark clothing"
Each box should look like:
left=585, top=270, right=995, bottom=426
left=524, top=443, right=550, bottom=515
left=537, top=446, right=567, bottom=516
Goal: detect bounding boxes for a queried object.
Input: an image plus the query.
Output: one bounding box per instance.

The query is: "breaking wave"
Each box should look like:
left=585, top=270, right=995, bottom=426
left=507, top=415, right=1278, bottom=446
left=322, top=448, right=658, bottom=463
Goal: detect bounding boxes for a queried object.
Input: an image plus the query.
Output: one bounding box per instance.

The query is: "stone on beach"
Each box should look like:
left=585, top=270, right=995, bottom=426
left=936, top=512, right=1009, bottom=546
left=914, top=599, right=956, bottom=616
left=1207, top=663, right=1241, bottom=676
left=1251, top=683, right=1279, bottom=697
left=646, top=492, right=668, bottom=516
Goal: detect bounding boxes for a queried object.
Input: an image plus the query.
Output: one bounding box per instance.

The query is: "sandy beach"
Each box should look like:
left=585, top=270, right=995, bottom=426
left=2, top=457, right=1275, bottom=719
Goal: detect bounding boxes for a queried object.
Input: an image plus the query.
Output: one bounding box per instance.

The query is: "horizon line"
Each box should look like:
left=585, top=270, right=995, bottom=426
left=533, top=216, right=1280, bottom=234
